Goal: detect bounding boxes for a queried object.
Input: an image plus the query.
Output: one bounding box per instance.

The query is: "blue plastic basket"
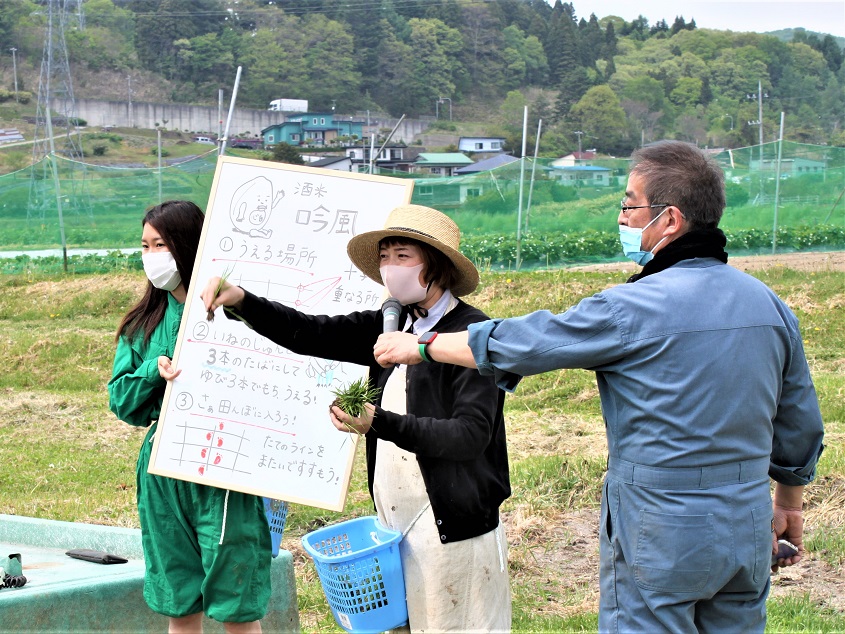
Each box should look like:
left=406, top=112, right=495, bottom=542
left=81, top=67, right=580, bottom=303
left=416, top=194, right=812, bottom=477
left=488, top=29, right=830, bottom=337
left=302, top=516, right=407, bottom=633
left=263, top=498, right=288, bottom=558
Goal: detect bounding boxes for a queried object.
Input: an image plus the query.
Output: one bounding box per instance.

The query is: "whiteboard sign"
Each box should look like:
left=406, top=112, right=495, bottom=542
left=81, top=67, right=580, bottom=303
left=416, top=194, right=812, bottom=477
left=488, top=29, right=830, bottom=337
left=148, top=156, right=414, bottom=511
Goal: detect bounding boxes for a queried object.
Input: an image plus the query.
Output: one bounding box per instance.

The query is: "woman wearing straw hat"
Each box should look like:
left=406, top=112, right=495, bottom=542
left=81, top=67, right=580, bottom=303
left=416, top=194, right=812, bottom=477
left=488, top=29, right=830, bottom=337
left=198, top=204, right=512, bottom=632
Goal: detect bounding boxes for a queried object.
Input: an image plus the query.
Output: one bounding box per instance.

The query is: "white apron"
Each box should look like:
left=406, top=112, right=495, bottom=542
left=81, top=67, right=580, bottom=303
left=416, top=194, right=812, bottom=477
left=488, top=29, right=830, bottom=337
left=373, top=363, right=511, bottom=633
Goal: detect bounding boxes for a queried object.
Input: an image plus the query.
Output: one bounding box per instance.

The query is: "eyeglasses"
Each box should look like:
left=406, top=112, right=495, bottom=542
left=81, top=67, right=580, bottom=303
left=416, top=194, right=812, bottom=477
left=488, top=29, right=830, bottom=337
left=620, top=200, right=669, bottom=213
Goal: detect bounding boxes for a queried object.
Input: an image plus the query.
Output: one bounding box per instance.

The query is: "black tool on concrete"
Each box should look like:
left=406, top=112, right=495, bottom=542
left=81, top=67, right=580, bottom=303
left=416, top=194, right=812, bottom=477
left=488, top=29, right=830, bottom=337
left=65, top=549, right=128, bottom=564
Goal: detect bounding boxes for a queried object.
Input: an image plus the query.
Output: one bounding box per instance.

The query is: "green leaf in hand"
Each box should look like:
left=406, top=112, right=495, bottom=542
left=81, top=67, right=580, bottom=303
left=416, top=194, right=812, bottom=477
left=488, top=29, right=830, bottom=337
left=331, top=377, right=381, bottom=434
left=208, top=264, right=235, bottom=321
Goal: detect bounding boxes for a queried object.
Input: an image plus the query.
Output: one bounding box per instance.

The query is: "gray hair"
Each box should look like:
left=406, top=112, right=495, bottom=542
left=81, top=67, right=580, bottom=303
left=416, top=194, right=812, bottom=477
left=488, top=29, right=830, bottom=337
left=630, top=141, right=725, bottom=230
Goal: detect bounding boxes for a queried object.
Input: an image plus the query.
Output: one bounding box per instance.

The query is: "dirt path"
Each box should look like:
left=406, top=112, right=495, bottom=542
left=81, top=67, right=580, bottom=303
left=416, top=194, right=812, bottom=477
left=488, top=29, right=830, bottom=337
left=570, top=250, right=845, bottom=273
left=505, top=508, right=845, bottom=619
left=727, top=251, right=845, bottom=273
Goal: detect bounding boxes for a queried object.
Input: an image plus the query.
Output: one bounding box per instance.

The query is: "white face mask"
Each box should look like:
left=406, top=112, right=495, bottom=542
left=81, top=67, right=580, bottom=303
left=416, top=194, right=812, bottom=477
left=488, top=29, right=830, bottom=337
left=380, top=263, right=428, bottom=305
left=142, top=251, right=182, bottom=291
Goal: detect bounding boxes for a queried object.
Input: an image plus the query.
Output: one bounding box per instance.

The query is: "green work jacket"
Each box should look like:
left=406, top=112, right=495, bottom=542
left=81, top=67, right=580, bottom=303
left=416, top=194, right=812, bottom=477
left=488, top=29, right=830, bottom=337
left=108, top=293, right=184, bottom=427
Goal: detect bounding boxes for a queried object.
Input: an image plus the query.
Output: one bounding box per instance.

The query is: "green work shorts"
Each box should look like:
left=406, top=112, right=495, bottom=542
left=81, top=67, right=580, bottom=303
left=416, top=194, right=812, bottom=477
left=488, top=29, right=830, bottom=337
left=136, top=424, right=272, bottom=623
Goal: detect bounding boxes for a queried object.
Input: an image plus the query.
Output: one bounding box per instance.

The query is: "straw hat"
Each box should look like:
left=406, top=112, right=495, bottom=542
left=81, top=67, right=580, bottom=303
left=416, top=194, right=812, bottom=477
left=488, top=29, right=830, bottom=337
left=347, top=204, right=479, bottom=297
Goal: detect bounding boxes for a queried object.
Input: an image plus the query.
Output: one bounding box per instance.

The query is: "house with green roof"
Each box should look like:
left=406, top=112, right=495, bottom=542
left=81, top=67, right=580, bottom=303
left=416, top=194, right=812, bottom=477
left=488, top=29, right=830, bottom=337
left=413, top=152, right=474, bottom=176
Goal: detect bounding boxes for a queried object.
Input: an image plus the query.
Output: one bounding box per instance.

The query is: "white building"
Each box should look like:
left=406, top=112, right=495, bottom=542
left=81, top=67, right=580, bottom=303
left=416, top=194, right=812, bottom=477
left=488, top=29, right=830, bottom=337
left=458, top=137, right=506, bottom=153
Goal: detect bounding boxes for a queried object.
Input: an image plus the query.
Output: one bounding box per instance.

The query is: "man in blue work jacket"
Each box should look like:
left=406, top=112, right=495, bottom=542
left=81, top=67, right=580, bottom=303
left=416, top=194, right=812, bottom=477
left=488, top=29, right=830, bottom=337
left=372, top=140, right=825, bottom=633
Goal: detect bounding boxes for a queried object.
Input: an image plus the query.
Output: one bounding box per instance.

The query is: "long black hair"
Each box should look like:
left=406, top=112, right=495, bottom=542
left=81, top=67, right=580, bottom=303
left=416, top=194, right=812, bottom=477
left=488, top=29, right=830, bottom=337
left=115, top=200, right=205, bottom=343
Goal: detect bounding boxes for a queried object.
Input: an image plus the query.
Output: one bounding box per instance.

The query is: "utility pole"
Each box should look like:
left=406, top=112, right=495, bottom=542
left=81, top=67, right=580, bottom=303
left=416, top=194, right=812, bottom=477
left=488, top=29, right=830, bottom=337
left=9, top=48, right=18, bottom=102
left=573, top=130, right=584, bottom=155
left=746, top=80, right=768, bottom=201
left=219, top=66, right=242, bottom=156
left=516, top=106, right=528, bottom=269
left=525, top=118, right=543, bottom=232
left=157, top=127, right=163, bottom=203
left=438, top=96, right=452, bottom=121
left=756, top=79, right=764, bottom=149
left=217, top=88, right=223, bottom=141
left=772, top=112, right=785, bottom=254
left=746, top=81, right=767, bottom=159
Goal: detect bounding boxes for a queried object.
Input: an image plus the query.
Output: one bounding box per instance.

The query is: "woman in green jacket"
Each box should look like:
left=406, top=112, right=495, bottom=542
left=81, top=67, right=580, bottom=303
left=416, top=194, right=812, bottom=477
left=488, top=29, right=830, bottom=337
left=108, top=200, right=271, bottom=634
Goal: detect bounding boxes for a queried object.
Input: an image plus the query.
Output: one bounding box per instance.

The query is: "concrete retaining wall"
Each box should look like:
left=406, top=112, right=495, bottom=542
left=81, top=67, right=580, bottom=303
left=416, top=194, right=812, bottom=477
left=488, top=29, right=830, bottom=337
left=61, top=99, right=429, bottom=144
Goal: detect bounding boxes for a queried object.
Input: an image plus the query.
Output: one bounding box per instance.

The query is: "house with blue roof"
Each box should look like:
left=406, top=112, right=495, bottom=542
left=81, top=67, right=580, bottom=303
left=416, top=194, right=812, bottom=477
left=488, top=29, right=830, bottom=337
left=454, top=154, right=519, bottom=174
left=261, top=113, right=364, bottom=148
left=413, top=154, right=523, bottom=207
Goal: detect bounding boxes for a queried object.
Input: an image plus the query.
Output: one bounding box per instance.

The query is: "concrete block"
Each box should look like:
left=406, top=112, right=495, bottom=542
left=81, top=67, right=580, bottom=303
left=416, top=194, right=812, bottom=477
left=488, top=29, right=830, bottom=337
left=0, top=514, right=299, bottom=633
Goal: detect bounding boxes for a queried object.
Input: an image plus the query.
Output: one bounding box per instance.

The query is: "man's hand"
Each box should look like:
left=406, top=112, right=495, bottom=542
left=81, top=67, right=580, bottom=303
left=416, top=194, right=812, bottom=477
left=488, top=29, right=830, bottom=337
left=374, top=332, right=422, bottom=368
left=772, top=483, right=805, bottom=572
left=375, top=330, right=477, bottom=369
left=772, top=504, right=804, bottom=572
left=329, top=404, right=375, bottom=435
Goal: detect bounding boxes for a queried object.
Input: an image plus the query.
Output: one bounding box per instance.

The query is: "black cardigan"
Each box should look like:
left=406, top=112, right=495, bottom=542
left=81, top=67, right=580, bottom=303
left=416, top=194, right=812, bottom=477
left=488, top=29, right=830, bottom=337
left=228, top=290, right=511, bottom=544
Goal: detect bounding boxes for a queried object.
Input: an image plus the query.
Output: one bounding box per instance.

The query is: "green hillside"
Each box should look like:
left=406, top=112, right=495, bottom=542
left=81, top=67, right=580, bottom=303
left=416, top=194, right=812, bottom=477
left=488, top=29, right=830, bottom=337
left=0, top=0, right=843, bottom=157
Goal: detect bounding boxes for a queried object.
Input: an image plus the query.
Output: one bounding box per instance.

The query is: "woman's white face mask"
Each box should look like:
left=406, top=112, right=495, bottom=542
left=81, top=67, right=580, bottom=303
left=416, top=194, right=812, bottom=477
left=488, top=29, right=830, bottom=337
left=142, top=251, right=182, bottom=291
left=380, top=263, right=428, bottom=305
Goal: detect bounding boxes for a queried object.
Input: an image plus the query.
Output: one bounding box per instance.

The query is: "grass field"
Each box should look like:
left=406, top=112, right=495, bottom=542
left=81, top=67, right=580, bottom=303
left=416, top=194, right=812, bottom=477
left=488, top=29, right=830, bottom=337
left=0, top=263, right=842, bottom=632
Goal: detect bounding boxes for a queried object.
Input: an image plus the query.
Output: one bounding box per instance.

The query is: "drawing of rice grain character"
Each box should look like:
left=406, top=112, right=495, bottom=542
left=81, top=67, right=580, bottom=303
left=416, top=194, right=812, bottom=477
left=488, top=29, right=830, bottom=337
left=230, top=176, right=284, bottom=238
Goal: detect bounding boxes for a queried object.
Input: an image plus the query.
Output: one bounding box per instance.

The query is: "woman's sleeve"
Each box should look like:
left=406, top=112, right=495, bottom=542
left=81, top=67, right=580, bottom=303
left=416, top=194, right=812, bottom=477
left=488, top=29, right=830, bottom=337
left=107, top=336, right=166, bottom=427
left=227, top=289, right=379, bottom=365
left=369, top=364, right=503, bottom=461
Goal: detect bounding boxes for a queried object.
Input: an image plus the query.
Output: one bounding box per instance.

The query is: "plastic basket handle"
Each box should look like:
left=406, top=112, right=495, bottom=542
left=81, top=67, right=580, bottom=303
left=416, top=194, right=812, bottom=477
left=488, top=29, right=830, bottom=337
left=401, top=502, right=431, bottom=539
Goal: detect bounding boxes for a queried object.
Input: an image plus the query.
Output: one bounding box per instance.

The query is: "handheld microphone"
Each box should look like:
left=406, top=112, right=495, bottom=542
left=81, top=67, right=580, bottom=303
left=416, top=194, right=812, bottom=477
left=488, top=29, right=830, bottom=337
left=381, top=297, right=403, bottom=333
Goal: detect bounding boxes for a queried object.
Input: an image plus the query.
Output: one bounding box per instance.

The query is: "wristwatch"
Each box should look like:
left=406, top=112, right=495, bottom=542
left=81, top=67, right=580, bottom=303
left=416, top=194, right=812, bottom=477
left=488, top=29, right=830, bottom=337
left=417, top=331, right=438, bottom=363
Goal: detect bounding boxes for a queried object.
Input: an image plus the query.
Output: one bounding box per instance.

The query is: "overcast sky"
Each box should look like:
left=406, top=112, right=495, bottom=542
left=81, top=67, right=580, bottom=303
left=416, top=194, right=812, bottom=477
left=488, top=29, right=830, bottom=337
left=568, top=0, right=845, bottom=39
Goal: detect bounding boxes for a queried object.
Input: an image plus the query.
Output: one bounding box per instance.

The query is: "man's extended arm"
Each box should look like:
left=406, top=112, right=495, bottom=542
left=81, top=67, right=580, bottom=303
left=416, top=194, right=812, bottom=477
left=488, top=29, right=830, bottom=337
left=374, top=331, right=476, bottom=368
